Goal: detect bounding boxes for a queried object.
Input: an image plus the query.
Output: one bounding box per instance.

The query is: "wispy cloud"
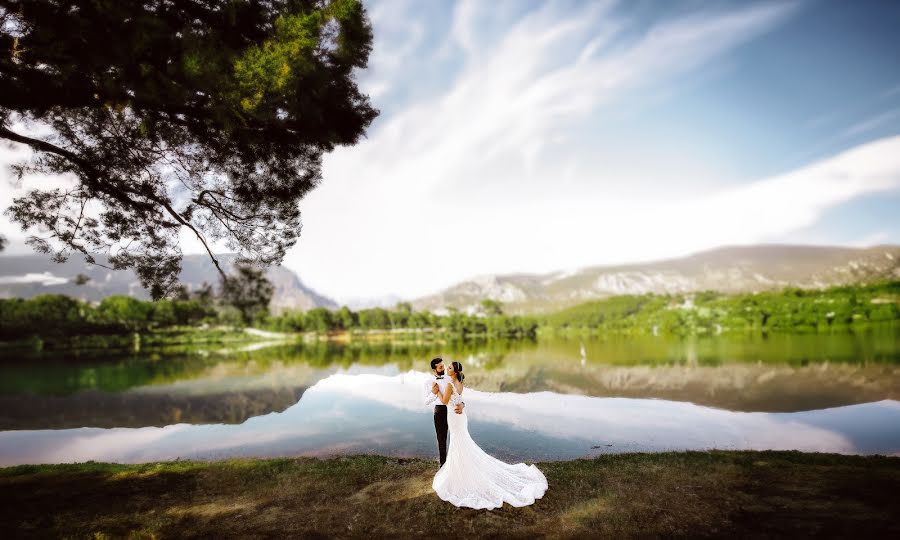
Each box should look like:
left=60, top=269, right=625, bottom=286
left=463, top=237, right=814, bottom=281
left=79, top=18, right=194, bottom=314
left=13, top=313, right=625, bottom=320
left=286, top=0, right=825, bottom=300
left=881, top=83, right=900, bottom=99
left=841, top=107, right=900, bottom=138
left=358, top=0, right=426, bottom=101
left=852, top=230, right=891, bottom=248
left=343, top=0, right=799, bottom=193
left=683, top=135, right=900, bottom=248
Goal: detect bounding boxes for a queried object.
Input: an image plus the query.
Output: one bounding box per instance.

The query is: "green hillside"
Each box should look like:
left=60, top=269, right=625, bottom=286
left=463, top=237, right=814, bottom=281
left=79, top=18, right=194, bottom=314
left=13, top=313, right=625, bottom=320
left=539, top=281, right=900, bottom=336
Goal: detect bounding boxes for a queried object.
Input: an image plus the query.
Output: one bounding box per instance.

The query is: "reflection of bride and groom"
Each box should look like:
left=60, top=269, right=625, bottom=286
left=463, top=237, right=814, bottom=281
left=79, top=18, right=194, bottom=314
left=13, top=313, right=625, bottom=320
left=423, top=357, right=548, bottom=509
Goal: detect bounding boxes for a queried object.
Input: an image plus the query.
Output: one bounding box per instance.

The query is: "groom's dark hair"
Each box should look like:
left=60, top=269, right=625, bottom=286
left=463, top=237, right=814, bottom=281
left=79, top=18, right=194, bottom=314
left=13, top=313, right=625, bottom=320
left=430, top=357, right=443, bottom=370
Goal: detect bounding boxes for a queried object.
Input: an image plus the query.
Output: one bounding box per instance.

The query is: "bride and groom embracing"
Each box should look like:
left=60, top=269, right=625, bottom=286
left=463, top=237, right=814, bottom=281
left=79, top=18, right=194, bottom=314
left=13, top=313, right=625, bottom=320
left=423, top=357, right=548, bottom=510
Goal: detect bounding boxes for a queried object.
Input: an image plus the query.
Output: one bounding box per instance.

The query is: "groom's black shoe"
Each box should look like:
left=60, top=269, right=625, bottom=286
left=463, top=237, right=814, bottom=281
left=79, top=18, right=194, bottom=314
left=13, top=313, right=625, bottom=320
left=434, top=404, right=449, bottom=466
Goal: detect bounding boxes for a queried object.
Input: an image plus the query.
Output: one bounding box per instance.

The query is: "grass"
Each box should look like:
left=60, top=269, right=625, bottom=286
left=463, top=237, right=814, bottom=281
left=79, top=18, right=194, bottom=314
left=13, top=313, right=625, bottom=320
left=1, top=451, right=898, bottom=538
left=0, top=326, right=277, bottom=360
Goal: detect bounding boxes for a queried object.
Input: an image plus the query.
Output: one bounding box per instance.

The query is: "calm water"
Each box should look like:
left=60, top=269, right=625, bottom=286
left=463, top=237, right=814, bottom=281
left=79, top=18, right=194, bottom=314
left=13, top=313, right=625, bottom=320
left=1, top=327, right=899, bottom=465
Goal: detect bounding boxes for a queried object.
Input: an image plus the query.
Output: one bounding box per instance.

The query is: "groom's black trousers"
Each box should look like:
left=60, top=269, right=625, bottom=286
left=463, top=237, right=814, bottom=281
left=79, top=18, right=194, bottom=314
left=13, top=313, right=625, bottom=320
left=434, top=404, right=449, bottom=466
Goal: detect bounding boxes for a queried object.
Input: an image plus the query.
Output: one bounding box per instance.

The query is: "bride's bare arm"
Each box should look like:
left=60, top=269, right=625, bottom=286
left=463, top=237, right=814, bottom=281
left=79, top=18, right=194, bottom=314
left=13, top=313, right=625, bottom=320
left=453, top=384, right=466, bottom=412
left=440, top=382, right=453, bottom=405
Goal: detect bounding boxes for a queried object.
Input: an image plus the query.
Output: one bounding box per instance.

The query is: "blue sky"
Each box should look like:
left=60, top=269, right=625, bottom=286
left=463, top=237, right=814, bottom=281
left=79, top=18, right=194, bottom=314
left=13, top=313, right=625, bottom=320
left=2, top=0, right=900, bottom=302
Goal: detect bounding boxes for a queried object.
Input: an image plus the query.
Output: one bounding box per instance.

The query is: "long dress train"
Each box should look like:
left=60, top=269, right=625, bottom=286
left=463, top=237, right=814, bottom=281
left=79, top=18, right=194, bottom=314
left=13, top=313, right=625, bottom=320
left=432, top=382, right=548, bottom=509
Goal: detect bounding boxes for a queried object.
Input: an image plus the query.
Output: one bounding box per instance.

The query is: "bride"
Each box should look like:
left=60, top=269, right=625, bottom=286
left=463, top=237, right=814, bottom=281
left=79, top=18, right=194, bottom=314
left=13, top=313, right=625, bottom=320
left=431, top=361, right=548, bottom=509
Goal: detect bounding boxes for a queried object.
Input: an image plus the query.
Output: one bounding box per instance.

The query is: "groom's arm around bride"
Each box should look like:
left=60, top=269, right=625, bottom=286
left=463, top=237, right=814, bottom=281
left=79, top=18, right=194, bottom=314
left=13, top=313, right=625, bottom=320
left=423, top=372, right=465, bottom=414
left=432, top=382, right=465, bottom=414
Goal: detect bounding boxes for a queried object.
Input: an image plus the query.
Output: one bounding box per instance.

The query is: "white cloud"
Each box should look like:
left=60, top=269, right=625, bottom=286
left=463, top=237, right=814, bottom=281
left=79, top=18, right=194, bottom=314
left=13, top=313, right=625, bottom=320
left=0, top=128, right=81, bottom=253
left=0, top=272, right=69, bottom=285
left=287, top=0, right=894, bottom=302
left=357, top=0, right=426, bottom=101
left=852, top=230, right=892, bottom=248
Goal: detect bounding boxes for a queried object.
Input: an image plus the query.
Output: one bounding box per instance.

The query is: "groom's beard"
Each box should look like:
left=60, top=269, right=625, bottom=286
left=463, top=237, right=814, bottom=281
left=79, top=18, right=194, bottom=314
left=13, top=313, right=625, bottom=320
left=436, top=369, right=445, bottom=376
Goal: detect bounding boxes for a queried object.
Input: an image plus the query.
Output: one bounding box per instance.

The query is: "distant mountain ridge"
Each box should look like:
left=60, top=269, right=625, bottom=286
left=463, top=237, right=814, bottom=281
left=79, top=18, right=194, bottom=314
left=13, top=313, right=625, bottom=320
left=0, top=253, right=338, bottom=312
left=4, top=244, right=900, bottom=316
left=410, top=245, right=900, bottom=314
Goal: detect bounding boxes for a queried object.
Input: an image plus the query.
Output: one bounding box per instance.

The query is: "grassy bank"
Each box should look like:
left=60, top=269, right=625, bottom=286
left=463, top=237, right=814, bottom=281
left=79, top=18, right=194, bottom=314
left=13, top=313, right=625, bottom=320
left=2, top=451, right=898, bottom=538
left=0, top=326, right=276, bottom=356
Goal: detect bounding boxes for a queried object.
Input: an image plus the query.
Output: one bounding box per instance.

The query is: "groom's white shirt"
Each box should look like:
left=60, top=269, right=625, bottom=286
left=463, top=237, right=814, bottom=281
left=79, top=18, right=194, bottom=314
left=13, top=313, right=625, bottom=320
left=423, top=375, right=450, bottom=408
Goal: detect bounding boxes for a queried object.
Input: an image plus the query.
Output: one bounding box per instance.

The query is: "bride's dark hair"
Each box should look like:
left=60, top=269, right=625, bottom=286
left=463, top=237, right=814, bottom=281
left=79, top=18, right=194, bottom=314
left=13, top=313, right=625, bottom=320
left=452, top=361, right=464, bottom=382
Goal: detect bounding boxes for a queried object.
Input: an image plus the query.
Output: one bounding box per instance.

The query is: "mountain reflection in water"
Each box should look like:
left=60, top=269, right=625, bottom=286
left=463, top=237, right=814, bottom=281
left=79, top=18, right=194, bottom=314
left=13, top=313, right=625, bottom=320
left=1, top=371, right=898, bottom=466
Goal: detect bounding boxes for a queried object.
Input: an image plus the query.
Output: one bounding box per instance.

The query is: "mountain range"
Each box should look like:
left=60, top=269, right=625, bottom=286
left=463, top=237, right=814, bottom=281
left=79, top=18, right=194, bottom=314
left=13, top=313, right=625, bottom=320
left=0, top=253, right=337, bottom=313
left=409, top=244, right=900, bottom=314
left=2, top=244, right=898, bottom=314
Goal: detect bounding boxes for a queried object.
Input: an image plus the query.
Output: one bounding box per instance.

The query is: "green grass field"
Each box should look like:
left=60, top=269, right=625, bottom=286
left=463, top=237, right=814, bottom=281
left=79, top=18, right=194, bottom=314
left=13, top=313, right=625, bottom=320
left=2, top=451, right=898, bottom=538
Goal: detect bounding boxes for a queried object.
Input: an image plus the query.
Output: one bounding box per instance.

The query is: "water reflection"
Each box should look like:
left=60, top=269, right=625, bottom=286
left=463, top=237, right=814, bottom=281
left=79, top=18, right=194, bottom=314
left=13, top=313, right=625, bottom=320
left=2, top=319, right=898, bottom=467
left=1, top=371, right=898, bottom=466
left=2, top=329, right=899, bottom=430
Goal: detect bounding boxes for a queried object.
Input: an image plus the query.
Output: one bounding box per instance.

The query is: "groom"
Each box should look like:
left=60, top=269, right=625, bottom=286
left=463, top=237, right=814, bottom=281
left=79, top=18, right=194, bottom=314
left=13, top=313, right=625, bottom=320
left=423, top=357, right=464, bottom=466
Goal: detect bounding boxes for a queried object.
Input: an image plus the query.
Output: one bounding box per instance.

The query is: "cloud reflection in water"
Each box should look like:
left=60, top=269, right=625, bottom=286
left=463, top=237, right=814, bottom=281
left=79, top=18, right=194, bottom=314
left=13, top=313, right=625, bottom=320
left=1, top=371, right=898, bottom=466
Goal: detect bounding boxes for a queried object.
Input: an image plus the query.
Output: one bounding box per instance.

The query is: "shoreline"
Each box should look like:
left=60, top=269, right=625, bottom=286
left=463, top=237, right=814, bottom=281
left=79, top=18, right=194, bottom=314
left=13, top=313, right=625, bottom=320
left=3, top=450, right=899, bottom=537
left=3, top=316, right=899, bottom=354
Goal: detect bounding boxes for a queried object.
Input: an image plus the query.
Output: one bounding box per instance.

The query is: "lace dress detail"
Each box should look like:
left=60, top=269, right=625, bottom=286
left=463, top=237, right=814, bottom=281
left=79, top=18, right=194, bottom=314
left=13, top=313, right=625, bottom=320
left=432, top=382, right=548, bottom=509
left=447, top=383, right=463, bottom=407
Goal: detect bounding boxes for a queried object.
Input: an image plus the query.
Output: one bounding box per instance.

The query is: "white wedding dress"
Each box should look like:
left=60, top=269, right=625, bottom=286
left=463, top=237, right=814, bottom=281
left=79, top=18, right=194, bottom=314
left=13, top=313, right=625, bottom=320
left=432, top=382, right=548, bottom=509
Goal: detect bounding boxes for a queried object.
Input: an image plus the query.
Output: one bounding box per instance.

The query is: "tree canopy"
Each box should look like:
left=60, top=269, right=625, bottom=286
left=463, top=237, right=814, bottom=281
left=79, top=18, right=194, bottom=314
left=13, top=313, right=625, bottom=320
left=219, top=262, right=274, bottom=325
left=0, top=0, right=378, bottom=298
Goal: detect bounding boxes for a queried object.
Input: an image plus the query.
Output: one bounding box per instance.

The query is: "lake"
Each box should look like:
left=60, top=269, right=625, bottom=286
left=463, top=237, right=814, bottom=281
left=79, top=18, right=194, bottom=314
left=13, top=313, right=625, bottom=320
left=1, top=327, right=899, bottom=466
